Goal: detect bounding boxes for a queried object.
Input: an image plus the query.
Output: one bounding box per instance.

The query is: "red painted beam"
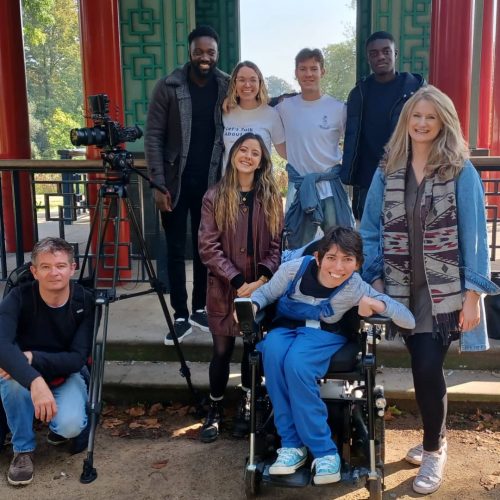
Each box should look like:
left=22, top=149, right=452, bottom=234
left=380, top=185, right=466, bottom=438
left=429, top=0, right=474, bottom=140
left=0, top=0, right=35, bottom=251
left=78, top=0, right=131, bottom=281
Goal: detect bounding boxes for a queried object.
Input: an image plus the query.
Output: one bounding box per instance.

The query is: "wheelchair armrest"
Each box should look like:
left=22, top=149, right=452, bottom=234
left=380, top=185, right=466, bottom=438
left=361, top=314, right=392, bottom=326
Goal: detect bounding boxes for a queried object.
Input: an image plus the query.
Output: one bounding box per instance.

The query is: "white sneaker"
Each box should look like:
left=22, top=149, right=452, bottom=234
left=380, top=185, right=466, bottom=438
left=405, top=439, right=447, bottom=466
left=413, top=448, right=447, bottom=495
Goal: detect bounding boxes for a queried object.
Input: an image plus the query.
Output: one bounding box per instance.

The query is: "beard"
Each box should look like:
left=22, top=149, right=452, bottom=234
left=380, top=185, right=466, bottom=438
left=190, top=60, right=216, bottom=80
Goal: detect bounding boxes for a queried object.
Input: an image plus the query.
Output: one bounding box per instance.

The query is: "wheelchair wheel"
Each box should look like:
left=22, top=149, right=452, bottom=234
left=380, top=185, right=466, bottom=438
left=244, top=467, right=261, bottom=497
left=368, top=476, right=383, bottom=500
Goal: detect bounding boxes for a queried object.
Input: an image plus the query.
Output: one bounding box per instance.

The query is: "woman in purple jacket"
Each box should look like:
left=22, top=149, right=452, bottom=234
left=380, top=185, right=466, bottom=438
left=198, top=132, right=283, bottom=443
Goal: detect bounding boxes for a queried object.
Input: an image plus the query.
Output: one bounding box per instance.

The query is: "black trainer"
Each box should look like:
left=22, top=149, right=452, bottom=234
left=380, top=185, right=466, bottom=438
left=190, top=309, right=210, bottom=332
left=200, top=400, right=223, bottom=443
left=47, top=431, right=69, bottom=446
left=232, top=390, right=251, bottom=438
left=164, top=318, right=192, bottom=346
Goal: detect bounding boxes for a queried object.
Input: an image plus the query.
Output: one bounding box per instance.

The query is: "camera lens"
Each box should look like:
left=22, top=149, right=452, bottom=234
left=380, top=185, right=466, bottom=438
left=70, top=126, right=107, bottom=147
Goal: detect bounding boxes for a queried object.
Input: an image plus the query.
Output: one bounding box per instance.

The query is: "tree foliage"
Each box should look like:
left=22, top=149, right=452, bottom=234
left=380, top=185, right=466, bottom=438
left=320, top=37, right=356, bottom=103
left=22, top=0, right=83, bottom=158
left=265, top=76, right=295, bottom=97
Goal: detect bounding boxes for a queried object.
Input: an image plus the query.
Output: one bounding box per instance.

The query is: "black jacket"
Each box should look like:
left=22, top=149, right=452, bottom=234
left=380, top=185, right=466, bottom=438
left=0, top=282, right=94, bottom=389
left=340, top=72, right=425, bottom=186
left=145, top=64, right=230, bottom=208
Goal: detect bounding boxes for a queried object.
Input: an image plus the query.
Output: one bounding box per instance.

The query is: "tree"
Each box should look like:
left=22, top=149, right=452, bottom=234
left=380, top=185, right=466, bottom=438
left=320, top=37, right=356, bottom=102
left=265, top=76, right=295, bottom=97
left=22, top=0, right=83, bottom=158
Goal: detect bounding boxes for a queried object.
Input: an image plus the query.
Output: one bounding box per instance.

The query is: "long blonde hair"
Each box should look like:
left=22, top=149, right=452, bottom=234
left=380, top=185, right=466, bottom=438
left=382, top=85, right=469, bottom=180
left=214, top=133, right=282, bottom=237
left=226, top=61, right=269, bottom=109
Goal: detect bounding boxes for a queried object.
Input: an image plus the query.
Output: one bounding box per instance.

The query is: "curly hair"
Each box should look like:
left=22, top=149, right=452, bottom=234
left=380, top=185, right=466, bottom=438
left=213, top=133, right=282, bottom=238
left=381, top=85, right=469, bottom=180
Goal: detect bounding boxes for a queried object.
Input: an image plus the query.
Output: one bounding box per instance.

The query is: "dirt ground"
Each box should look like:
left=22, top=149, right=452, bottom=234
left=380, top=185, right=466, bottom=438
left=0, top=403, right=498, bottom=500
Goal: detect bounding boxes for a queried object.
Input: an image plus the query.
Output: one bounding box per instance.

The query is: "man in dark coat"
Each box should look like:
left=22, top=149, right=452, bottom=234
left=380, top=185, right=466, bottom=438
left=340, top=31, right=425, bottom=220
left=145, top=25, right=230, bottom=344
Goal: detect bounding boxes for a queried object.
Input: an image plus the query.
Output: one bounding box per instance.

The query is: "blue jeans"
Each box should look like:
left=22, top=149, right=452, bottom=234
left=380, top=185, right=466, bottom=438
left=0, top=372, right=87, bottom=453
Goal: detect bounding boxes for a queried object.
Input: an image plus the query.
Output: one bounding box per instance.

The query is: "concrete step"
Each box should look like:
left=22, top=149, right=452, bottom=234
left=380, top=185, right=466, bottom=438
left=101, top=360, right=500, bottom=410
left=104, top=326, right=500, bottom=371
left=101, top=289, right=500, bottom=370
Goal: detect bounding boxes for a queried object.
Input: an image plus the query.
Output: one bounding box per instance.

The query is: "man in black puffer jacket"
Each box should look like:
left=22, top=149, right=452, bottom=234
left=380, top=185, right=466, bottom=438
left=340, top=31, right=425, bottom=220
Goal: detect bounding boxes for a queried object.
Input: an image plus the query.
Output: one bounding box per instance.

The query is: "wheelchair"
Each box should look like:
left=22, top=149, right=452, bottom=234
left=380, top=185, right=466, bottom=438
left=236, top=304, right=389, bottom=500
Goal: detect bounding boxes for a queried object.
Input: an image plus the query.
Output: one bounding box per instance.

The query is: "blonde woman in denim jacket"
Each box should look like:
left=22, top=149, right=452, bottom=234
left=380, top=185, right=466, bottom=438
left=360, top=86, right=499, bottom=495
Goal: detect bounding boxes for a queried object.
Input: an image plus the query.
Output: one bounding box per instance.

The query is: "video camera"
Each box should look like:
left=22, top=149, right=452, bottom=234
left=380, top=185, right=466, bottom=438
left=70, top=94, right=142, bottom=150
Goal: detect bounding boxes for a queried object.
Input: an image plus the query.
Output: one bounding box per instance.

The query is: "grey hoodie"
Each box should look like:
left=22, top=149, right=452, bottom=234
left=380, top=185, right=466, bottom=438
left=252, top=257, right=415, bottom=330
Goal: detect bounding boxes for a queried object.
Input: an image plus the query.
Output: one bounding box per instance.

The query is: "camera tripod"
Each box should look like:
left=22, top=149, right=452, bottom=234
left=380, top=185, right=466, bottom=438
left=78, top=148, right=199, bottom=484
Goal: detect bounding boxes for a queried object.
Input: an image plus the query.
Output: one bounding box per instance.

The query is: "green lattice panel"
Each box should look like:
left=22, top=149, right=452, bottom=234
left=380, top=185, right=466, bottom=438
left=119, top=0, right=195, bottom=151
left=371, top=0, right=431, bottom=79
left=356, top=0, right=372, bottom=80
left=194, top=0, right=240, bottom=74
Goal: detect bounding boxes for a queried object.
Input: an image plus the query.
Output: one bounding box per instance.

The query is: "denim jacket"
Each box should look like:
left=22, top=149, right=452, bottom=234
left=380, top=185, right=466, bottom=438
left=360, top=160, right=500, bottom=352
left=284, top=163, right=355, bottom=249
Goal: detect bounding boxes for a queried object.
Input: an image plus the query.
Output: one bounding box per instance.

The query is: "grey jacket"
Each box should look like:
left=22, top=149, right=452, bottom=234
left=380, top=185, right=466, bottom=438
left=252, top=257, right=415, bottom=330
left=145, top=63, right=230, bottom=208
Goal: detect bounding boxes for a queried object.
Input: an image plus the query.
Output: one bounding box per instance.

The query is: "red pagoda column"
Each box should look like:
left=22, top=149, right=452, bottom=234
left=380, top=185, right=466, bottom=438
left=78, top=0, right=131, bottom=280
left=0, top=0, right=35, bottom=252
left=478, top=0, right=495, bottom=149
left=491, top=4, right=500, bottom=156
left=429, top=0, right=474, bottom=140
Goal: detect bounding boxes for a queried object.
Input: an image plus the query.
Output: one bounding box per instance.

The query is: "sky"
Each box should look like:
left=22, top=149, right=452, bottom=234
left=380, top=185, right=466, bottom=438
left=239, top=0, right=356, bottom=89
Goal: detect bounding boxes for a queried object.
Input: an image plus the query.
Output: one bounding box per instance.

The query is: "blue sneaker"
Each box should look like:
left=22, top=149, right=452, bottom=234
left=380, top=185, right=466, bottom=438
left=268, top=447, right=307, bottom=475
left=312, top=453, right=341, bottom=485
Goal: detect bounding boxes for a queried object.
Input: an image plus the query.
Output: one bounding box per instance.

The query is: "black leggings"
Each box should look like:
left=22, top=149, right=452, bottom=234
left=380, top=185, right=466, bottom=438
left=209, top=335, right=253, bottom=399
left=405, top=332, right=450, bottom=451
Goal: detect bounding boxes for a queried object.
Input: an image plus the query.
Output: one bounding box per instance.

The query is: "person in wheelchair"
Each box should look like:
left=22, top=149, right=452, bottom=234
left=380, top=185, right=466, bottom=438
left=0, top=237, right=94, bottom=486
left=250, top=226, right=415, bottom=485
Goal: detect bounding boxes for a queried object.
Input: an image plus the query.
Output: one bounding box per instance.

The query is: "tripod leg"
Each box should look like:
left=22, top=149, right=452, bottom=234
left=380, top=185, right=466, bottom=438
left=79, top=186, right=114, bottom=287
left=80, top=299, right=108, bottom=483
left=124, top=198, right=200, bottom=403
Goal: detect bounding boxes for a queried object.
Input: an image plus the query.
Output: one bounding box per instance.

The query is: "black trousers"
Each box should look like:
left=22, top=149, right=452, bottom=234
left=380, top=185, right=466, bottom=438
left=161, top=182, right=207, bottom=319
left=209, top=335, right=253, bottom=399
left=352, top=185, right=369, bottom=221
left=405, top=332, right=450, bottom=451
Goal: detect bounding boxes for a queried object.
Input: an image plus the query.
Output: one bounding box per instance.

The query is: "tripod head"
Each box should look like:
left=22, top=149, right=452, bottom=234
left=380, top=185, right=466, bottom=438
left=100, top=146, right=167, bottom=195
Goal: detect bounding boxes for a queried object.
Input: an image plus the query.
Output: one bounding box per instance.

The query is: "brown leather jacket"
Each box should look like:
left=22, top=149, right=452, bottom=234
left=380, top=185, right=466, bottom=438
left=198, top=187, right=283, bottom=336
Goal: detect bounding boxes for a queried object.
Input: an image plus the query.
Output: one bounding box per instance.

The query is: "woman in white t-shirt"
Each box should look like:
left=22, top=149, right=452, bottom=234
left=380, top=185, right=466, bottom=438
left=222, top=61, right=286, bottom=170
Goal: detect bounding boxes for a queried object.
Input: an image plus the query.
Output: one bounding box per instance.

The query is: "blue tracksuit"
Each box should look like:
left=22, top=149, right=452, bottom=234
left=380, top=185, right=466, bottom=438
left=254, top=256, right=415, bottom=458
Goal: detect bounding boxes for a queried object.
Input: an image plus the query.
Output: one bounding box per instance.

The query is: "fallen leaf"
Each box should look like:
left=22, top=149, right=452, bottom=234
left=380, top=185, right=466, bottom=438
left=149, top=403, right=164, bottom=416
left=129, top=421, right=145, bottom=429
left=383, top=412, right=394, bottom=421
left=102, top=418, right=125, bottom=429
left=143, top=418, right=161, bottom=429
left=387, top=405, right=402, bottom=416
left=126, top=405, right=146, bottom=417
left=102, top=405, right=116, bottom=416
left=151, top=460, right=169, bottom=469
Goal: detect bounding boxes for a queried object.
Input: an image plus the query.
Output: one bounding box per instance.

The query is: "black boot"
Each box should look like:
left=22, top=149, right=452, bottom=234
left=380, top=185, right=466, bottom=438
left=232, top=390, right=251, bottom=438
left=200, top=400, right=223, bottom=443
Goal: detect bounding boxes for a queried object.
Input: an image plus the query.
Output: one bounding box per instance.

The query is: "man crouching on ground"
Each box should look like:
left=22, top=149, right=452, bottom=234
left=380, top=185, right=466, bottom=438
left=0, top=237, right=94, bottom=485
